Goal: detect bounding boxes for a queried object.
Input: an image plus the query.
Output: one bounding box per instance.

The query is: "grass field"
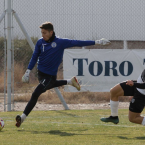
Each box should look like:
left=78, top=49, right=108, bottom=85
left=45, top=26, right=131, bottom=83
left=0, top=109, right=145, bottom=145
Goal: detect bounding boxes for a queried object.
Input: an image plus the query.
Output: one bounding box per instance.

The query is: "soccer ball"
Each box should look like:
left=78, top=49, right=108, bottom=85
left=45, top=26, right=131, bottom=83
left=0, top=118, right=4, bottom=131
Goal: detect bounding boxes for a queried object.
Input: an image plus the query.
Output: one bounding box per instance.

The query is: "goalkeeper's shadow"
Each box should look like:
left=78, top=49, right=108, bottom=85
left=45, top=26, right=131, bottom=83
left=118, top=136, right=145, bottom=140
left=17, top=129, right=129, bottom=137
left=17, top=129, right=79, bottom=136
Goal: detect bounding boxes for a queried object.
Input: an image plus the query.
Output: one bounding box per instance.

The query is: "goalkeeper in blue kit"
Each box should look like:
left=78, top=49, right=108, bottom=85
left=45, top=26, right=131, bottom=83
left=15, top=22, right=110, bottom=127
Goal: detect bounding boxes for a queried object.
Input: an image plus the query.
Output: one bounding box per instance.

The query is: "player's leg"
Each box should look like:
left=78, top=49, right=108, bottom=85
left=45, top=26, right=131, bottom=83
left=128, top=111, right=143, bottom=124
left=15, top=83, right=45, bottom=127
left=110, top=84, right=124, bottom=101
left=38, top=70, right=80, bottom=90
left=100, top=81, right=135, bottom=124
left=15, top=75, right=80, bottom=127
left=100, top=83, right=124, bottom=124
left=53, top=76, right=81, bottom=91
left=15, top=76, right=56, bottom=127
left=109, top=84, right=124, bottom=119
left=128, top=91, right=145, bottom=125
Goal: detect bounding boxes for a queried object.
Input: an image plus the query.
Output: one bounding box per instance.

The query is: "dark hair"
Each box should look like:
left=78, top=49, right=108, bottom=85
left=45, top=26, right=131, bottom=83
left=39, top=22, right=54, bottom=31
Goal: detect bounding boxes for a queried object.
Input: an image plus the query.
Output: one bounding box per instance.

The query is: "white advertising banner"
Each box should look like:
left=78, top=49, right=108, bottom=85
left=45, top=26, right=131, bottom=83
left=63, top=49, right=145, bottom=92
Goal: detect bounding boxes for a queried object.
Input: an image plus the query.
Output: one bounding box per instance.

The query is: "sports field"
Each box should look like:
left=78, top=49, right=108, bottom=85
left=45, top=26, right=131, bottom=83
left=0, top=109, right=145, bottom=145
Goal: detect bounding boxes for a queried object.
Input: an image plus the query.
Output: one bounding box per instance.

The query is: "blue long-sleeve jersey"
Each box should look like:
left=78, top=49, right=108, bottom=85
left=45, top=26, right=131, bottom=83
left=28, top=36, right=95, bottom=75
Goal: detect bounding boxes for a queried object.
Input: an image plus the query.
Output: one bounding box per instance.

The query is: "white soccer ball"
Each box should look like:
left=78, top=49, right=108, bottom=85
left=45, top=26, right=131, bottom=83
left=0, top=118, right=4, bottom=131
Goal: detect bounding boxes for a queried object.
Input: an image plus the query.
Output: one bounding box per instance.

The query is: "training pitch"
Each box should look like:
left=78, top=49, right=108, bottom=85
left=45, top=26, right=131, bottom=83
left=0, top=109, right=145, bottom=145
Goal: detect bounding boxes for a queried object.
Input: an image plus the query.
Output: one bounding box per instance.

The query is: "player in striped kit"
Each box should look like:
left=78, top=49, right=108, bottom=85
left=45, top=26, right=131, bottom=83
left=15, top=22, right=110, bottom=127
left=101, top=69, right=145, bottom=126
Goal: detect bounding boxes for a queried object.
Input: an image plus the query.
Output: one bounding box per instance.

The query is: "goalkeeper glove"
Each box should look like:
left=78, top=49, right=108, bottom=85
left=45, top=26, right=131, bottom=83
left=95, top=38, right=111, bottom=45
left=22, top=69, right=31, bottom=83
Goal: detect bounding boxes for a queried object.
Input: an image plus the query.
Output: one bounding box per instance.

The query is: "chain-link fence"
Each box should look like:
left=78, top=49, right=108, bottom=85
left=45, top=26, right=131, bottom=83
left=0, top=1, right=6, bottom=111
left=0, top=0, right=145, bottom=111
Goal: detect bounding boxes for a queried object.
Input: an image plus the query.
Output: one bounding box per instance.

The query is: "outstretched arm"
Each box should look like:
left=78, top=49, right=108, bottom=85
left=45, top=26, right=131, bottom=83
left=62, top=38, right=110, bottom=49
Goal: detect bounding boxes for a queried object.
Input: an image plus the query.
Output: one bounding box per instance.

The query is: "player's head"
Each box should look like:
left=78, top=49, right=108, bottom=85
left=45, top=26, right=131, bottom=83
left=40, top=22, right=54, bottom=41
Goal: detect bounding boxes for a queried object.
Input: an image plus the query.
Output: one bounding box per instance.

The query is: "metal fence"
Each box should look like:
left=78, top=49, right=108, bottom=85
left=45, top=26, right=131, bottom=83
left=0, top=0, right=145, bottom=111
left=0, top=1, right=7, bottom=111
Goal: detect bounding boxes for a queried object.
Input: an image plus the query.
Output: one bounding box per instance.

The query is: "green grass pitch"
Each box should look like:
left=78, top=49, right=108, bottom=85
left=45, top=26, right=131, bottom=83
left=0, top=109, right=145, bottom=145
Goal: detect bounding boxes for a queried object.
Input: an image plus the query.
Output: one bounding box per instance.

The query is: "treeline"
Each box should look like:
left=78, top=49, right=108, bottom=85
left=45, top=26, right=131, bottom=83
left=0, top=36, right=38, bottom=72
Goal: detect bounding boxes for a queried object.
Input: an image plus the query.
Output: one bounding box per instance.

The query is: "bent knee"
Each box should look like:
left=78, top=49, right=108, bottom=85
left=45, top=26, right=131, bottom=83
left=128, top=115, right=137, bottom=123
left=110, top=87, right=118, bottom=97
left=128, top=117, right=134, bottom=123
left=110, top=88, right=115, bottom=95
left=110, top=84, right=123, bottom=97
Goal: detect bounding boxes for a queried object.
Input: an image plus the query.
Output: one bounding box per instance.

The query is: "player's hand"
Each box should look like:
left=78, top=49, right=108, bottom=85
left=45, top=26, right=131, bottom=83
left=22, top=69, right=30, bottom=83
left=95, top=38, right=111, bottom=45
left=126, top=80, right=134, bottom=86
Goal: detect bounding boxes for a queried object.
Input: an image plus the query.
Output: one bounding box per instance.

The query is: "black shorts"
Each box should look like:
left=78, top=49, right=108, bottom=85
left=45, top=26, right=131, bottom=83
left=120, top=81, right=145, bottom=113
left=37, top=70, right=56, bottom=82
left=37, top=70, right=57, bottom=91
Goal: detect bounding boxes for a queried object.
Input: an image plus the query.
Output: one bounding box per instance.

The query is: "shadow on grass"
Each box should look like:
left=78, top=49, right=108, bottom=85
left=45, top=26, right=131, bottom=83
left=118, top=136, right=145, bottom=140
left=135, top=137, right=145, bottom=140
left=18, top=129, right=129, bottom=137
left=48, top=130, right=76, bottom=136
left=54, top=110, right=80, bottom=117
left=18, top=129, right=81, bottom=136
